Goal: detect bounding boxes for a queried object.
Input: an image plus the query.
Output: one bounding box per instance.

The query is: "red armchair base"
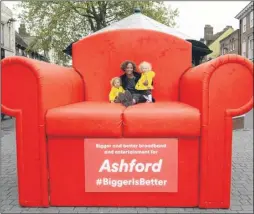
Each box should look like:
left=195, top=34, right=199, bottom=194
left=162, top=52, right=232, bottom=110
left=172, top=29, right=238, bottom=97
left=47, top=137, right=199, bottom=207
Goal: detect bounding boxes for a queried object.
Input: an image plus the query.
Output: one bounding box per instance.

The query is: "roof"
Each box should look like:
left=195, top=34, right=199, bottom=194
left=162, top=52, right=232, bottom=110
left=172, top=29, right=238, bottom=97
left=211, top=31, right=224, bottom=42
left=219, top=29, right=239, bottom=43
left=15, top=32, right=48, bottom=61
left=235, top=1, right=253, bottom=19
left=207, top=26, right=233, bottom=47
left=85, top=12, right=193, bottom=40
left=22, top=36, right=37, bottom=46
left=15, top=32, right=28, bottom=48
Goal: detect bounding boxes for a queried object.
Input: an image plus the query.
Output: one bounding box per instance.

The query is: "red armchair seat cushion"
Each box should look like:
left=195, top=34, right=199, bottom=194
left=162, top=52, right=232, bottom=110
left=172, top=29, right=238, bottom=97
left=46, top=102, right=125, bottom=137
left=123, top=102, right=200, bottom=137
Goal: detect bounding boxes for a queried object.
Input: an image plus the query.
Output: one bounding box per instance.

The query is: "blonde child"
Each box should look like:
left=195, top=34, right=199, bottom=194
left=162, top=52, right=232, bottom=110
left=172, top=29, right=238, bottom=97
left=135, top=61, right=155, bottom=102
left=109, top=77, right=133, bottom=107
left=109, top=77, right=125, bottom=103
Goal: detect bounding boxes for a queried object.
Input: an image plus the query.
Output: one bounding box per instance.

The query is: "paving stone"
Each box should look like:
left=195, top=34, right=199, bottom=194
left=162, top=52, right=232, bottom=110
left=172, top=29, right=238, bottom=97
left=229, top=205, right=243, bottom=211
left=240, top=205, right=253, bottom=211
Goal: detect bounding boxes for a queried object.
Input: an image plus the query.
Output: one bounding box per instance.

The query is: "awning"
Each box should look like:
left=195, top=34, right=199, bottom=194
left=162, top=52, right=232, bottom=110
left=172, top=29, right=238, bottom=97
left=63, top=10, right=212, bottom=59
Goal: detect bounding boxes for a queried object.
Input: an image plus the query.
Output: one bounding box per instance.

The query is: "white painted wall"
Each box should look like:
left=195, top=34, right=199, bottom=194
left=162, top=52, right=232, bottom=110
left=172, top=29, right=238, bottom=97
left=1, top=2, right=15, bottom=57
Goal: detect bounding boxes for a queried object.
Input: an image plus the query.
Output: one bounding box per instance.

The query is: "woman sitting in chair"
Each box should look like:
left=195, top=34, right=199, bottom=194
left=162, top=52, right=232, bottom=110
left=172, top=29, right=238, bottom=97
left=118, top=60, right=155, bottom=106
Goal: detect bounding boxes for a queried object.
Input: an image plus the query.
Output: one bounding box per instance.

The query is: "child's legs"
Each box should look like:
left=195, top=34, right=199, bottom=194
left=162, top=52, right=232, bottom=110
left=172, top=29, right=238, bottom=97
left=140, top=90, right=152, bottom=102
left=114, top=98, right=121, bottom=103
left=114, top=92, right=125, bottom=103
left=132, top=93, right=146, bottom=104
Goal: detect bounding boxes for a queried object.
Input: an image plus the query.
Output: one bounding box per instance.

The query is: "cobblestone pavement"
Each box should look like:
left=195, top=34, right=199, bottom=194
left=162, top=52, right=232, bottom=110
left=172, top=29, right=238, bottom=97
left=0, top=118, right=253, bottom=213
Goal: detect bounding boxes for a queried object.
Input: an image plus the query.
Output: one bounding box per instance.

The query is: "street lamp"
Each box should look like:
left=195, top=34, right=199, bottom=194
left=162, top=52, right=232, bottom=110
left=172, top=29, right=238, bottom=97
left=6, top=18, right=16, bottom=24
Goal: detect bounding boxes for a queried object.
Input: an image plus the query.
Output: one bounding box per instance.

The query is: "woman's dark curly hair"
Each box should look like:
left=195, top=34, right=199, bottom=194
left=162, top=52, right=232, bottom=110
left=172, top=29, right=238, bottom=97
left=120, top=60, right=137, bottom=72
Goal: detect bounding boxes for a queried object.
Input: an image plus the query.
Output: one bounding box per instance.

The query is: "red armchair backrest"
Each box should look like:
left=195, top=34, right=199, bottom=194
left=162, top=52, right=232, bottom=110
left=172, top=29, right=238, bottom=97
left=72, top=29, right=192, bottom=102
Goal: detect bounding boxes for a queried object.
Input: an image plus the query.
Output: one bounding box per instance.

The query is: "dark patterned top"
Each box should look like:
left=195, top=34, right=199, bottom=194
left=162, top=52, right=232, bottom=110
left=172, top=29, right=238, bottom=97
left=120, top=72, right=141, bottom=94
left=126, top=77, right=136, bottom=94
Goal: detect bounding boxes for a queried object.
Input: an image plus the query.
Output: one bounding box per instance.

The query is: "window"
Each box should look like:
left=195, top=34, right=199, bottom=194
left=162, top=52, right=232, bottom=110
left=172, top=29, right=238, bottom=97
left=8, top=24, right=11, bottom=48
left=1, top=23, right=4, bottom=46
left=221, top=44, right=228, bottom=55
left=230, top=39, right=235, bottom=52
left=223, top=48, right=228, bottom=55
left=221, top=44, right=224, bottom=55
left=248, top=36, right=253, bottom=60
left=1, top=48, right=5, bottom=59
left=242, top=39, right=246, bottom=57
left=243, top=17, right=247, bottom=33
left=15, top=47, right=19, bottom=55
left=250, top=11, right=253, bottom=28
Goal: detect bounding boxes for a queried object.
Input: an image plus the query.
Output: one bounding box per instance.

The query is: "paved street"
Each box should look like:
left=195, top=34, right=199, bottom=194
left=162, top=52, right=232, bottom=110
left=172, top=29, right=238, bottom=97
left=0, top=118, right=253, bottom=213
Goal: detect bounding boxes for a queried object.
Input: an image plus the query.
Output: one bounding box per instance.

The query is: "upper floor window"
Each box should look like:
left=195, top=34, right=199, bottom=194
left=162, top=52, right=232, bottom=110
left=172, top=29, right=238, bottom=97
left=250, top=11, right=253, bottom=28
left=230, top=38, right=235, bottom=51
left=1, top=23, right=4, bottom=46
left=8, top=24, right=11, bottom=48
left=243, top=17, right=247, bottom=33
left=248, top=36, right=253, bottom=60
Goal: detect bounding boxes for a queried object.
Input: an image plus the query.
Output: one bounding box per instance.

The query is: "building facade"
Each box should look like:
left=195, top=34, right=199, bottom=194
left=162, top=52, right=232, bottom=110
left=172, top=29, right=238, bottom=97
left=1, top=2, right=15, bottom=59
left=235, top=1, right=254, bottom=61
left=235, top=1, right=253, bottom=130
left=206, top=26, right=234, bottom=59
left=15, top=24, right=49, bottom=61
left=200, top=25, right=235, bottom=60
left=219, top=29, right=240, bottom=55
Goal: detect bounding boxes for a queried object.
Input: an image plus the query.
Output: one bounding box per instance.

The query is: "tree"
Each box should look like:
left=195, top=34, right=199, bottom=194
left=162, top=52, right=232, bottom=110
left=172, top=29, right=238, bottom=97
left=18, top=0, right=179, bottom=65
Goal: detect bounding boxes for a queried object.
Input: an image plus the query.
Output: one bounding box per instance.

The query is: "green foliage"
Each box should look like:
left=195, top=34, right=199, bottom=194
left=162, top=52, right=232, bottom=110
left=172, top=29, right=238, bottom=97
left=18, top=0, right=179, bottom=65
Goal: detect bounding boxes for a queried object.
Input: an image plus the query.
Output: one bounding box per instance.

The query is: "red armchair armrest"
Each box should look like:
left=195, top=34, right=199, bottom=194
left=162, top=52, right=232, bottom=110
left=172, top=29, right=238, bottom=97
left=180, top=54, right=253, bottom=208
left=1, top=56, right=84, bottom=207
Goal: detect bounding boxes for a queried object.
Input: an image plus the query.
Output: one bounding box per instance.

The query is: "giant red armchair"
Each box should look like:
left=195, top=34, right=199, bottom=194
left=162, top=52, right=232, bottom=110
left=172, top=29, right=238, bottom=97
left=1, top=29, right=253, bottom=208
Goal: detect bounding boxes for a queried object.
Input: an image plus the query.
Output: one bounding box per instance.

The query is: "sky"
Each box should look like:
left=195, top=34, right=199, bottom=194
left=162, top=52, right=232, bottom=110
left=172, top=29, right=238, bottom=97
left=2, top=1, right=250, bottom=40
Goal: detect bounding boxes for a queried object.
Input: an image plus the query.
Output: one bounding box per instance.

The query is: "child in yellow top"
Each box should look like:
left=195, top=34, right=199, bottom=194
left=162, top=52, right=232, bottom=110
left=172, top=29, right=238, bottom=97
left=135, top=61, right=155, bottom=102
left=109, top=77, right=125, bottom=103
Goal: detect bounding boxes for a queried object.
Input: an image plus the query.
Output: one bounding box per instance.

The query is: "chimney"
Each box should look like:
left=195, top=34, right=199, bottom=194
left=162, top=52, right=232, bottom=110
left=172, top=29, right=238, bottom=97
left=223, top=25, right=233, bottom=31
left=18, top=23, right=29, bottom=37
left=204, top=24, right=213, bottom=42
